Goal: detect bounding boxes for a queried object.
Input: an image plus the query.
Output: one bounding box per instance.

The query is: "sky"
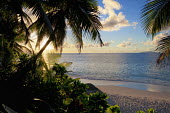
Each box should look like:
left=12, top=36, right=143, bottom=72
left=42, top=0, right=169, bottom=53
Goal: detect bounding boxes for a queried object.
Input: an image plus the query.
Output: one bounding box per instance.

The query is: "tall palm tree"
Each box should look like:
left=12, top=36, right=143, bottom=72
left=1, top=0, right=103, bottom=57
left=27, top=0, right=103, bottom=57
left=141, top=0, right=170, bottom=64
left=0, top=0, right=34, bottom=66
left=0, top=0, right=33, bottom=49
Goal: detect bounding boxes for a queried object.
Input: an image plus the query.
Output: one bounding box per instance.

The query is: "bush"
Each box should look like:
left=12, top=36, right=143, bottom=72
left=107, top=105, right=121, bottom=113
left=0, top=54, right=109, bottom=113
left=136, top=108, right=155, bottom=113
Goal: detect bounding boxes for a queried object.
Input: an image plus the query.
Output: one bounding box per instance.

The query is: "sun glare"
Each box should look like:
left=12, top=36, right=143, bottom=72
left=29, top=33, right=55, bottom=53
left=40, top=38, right=55, bottom=53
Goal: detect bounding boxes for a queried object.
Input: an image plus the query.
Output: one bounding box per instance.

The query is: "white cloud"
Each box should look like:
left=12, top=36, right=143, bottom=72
left=132, top=22, right=138, bottom=29
left=98, top=0, right=137, bottom=31
left=103, top=42, right=110, bottom=46
left=62, top=43, right=95, bottom=48
left=84, top=44, right=100, bottom=48
left=117, top=41, right=132, bottom=47
left=63, top=40, right=114, bottom=48
left=144, top=33, right=170, bottom=46
left=162, top=26, right=170, bottom=31
left=128, top=38, right=132, bottom=40
left=110, top=40, right=115, bottom=43
left=62, top=42, right=75, bottom=48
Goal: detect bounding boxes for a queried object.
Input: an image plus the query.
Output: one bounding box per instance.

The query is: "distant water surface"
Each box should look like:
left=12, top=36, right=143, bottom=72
left=45, top=53, right=170, bottom=86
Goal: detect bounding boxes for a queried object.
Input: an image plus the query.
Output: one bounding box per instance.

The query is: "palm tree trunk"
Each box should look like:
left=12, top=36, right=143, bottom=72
left=36, top=4, right=55, bottom=58
left=36, top=39, right=51, bottom=58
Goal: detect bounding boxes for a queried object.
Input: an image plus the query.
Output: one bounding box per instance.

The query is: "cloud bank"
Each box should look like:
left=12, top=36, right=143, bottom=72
left=144, top=33, right=170, bottom=46
left=98, top=0, right=137, bottom=31
left=117, top=41, right=132, bottom=47
left=63, top=40, right=114, bottom=48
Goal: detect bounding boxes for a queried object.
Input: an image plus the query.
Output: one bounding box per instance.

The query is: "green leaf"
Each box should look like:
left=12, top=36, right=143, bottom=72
left=136, top=111, right=145, bottom=113
left=106, top=105, right=121, bottom=113
left=2, top=104, right=17, bottom=113
left=63, top=98, right=73, bottom=105
left=147, top=108, right=155, bottom=113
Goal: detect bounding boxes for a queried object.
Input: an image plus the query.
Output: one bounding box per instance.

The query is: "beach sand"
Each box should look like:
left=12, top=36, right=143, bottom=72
left=97, top=86, right=170, bottom=113
left=83, top=79, right=170, bottom=113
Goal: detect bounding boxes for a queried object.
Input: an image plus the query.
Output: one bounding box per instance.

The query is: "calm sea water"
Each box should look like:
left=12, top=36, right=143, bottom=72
left=45, top=53, right=170, bottom=86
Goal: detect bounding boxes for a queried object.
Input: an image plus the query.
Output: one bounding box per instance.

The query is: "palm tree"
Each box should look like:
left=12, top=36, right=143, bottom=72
left=1, top=0, right=103, bottom=58
left=27, top=0, right=103, bottom=57
left=0, top=0, right=35, bottom=67
left=0, top=0, right=33, bottom=49
left=141, top=0, right=170, bottom=64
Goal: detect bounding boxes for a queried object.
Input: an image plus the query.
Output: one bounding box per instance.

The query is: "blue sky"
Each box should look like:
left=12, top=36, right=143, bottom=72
left=44, top=0, right=168, bottom=53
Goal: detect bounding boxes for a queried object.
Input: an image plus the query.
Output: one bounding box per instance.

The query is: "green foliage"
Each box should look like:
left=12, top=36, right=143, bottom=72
left=147, top=108, right=155, bottom=113
left=136, top=111, right=145, bottom=113
left=141, top=0, right=170, bottom=37
left=87, top=92, right=109, bottom=113
left=136, top=108, right=155, bottom=113
left=107, top=105, right=121, bottom=113
left=0, top=54, right=109, bottom=113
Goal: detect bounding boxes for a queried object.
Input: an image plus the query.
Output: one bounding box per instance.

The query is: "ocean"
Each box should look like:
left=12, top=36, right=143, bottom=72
left=44, top=53, right=170, bottom=86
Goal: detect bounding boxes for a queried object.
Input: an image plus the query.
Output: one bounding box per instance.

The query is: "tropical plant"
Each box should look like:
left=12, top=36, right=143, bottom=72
left=0, top=54, right=109, bottom=113
left=0, top=0, right=33, bottom=66
left=107, top=105, right=121, bottom=113
left=136, top=108, right=155, bottom=113
left=1, top=0, right=103, bottom=59
left=141, top=0, right=170, bottom=64
left=27, top=0, right=103, bottom=57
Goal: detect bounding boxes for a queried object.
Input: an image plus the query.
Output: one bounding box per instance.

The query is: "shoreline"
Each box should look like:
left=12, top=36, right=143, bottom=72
left=97, top=85, right=170, bottom=113
left=83, top=79, right=170, bottom=113
left=96, top=85, right=170, bottom=102
left=79, top=78, right=170, bottom=93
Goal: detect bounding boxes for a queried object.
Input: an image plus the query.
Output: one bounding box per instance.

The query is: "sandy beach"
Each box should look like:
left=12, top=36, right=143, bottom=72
left=83, top=79, right=170, bottom=113
left=97, top=86, right=170, bottom=113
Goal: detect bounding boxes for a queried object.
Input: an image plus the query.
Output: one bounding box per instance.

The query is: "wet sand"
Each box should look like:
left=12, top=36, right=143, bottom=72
left=80, top=79, right=170, bottom=93
left=97, top=86, right=170, bottom=113
left=83, top=79, right=170, bottom=113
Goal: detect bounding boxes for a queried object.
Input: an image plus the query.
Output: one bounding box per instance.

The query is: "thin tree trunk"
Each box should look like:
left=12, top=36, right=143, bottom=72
left=36, top=39, right=51, bottom=58
left=36, top=4, right=55, bottom=58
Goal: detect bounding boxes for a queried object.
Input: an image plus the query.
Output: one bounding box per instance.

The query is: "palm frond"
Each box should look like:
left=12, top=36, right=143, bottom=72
left=68, top=21, right=83, bottom=53
left=36, top=23, right=49, bottom=49
left=156, top=35, right=170, bottom=64
left=66, top=0, right=103, bottom=50
left=13, top=42, right=32, bottom=54
left=49, top=11, right=66, bottom=52
left=141, top=0, right=170, bottom=38
left=27, top=0, right=103, bottom=55
left=28, top=15, right=50, bottom=49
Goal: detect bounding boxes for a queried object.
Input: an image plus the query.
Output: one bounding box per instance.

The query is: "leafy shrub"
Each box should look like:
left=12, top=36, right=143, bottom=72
left=0, top=54, right=109, bottom=113
left=107, top=105, right=121, bottom=113
left=136, top=108, right=155, bottom=113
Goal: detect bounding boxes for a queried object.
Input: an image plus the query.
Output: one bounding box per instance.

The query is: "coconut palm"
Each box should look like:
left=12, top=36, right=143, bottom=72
left=141, top=0, right=170, bottom=64
left=1, top=0, right=103, bottom=58
left=0, top=0, right=33, bottom=51
left=27, top=0, right=103, bottom=57
left=0, top=0, right=32, bottom=42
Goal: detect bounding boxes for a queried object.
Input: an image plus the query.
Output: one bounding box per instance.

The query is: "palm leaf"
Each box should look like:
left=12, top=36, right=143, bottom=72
left=2, top=104, right=17, bottom=113
left=48, top=11, right=66, bottom=52
left=13, top=42, right=32, bottom=54
left=6, top=0, right=32, bottom=44
left=66, top=0, right=103, bottom=51
left=141, top=0, right=170, bottom=38
left=27, top=0, right=103, bottom=55
left=156, top=35, right=170, bottom=64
